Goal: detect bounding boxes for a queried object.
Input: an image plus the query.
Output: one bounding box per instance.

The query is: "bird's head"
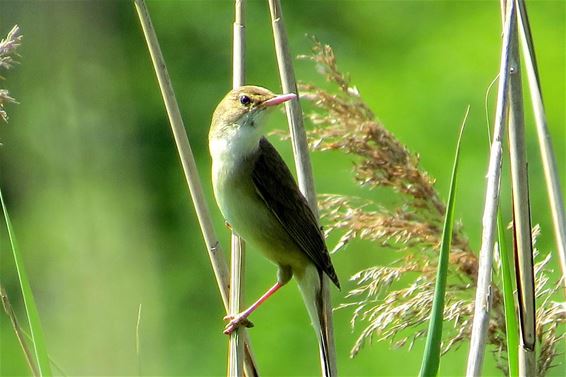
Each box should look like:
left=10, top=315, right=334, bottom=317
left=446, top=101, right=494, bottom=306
left=209, top=86, right=296, bottom=143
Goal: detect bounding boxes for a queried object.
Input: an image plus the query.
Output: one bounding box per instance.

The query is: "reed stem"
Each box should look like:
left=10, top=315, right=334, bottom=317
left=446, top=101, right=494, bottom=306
left=267, top=0, right=317, bottom=212
left=517, top=0, right=566, bottom=287
left=133, top=2, right=258, bottom=375
left=507, top=1, right=536, bottom=375
left=228, top=1, right=249, bottom=376
left=229, top=235, right=246, bottom=377
left=466, top=0, right=516, bottom=375
left=133, top=0, right=230, bottom=306
left=267, top=1, right=337, bottom=375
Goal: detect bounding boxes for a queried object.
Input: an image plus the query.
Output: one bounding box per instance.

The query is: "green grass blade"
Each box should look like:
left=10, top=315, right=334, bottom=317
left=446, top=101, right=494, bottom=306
left=1, top=286, right=39, bottom=376
left=0, top=188, right=52, bottom=377
left=497, top=212, right=520, bottom=377
left=419, top=107, right=469, bottom=377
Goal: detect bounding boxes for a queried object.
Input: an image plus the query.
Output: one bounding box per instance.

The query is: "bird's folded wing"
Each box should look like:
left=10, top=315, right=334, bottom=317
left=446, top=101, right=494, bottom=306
left=251, top=137, right=339, bottom=288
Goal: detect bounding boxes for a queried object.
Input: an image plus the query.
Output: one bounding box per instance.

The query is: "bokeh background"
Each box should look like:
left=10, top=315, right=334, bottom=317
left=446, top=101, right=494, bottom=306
left=0, top=1, right=564, bottom=376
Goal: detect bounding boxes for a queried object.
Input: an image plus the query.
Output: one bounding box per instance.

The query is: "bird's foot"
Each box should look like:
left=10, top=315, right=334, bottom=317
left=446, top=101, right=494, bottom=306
left=223, top=313, right=254, bottom=335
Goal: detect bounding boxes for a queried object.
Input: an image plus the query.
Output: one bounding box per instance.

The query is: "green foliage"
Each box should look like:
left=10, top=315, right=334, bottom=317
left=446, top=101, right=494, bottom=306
left=1, top=188, right=52, bottom=376
left=419, top=109, right=468, bottom=377
left=497, top=213, right=520, bottom=377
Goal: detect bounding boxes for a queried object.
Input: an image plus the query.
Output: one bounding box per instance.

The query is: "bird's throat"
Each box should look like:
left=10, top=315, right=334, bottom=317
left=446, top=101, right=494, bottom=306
left=209, top=114, right=266, bottom=169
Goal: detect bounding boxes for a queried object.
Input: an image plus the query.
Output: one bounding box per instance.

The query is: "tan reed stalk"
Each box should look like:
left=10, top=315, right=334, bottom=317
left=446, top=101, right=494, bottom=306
left=133, top=0, right=230, bottom=306
left=132, top=1, right=258, bottom=375
left=466, top=0, right=516, bottom=375
left=507, top=11, right=536, bottom=374
left=516, top=0, right=566, bottom=287
left=229, top=235, right=246, bottom=377
left=267, top=1, right=337, bottom=375
left=267, top=0, right=317, bottom=212
left=228, top=1, right=247, bottom=376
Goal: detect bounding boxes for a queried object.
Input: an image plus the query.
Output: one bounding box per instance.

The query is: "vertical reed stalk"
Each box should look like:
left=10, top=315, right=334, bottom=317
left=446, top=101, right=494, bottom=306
left=267, top=0, right=337, bottom=375
left=229, top=1, right=247, bottom=376
left=229, top=235, right=246, bottom=377
left=507, top=1, right=536, bottom=375
left=233, top=0, right=246, bottom=90
left=267, top=0, right=317, bottom=211
left=466, top=0, right=516, bottom=375
left=516, top=0, right=566, bottom=287
left=133, top=1, right=258, bottom=375
left=133, top=0, right=230, bottom=306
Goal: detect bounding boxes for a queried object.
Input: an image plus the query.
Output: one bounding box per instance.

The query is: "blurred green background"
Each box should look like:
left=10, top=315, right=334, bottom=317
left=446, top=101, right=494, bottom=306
left=0, top=1, right=564, bottom=376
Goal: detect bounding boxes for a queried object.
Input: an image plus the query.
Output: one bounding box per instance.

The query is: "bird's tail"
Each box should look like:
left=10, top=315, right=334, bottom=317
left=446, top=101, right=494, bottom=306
left=296, top=264, right=336, bottom=377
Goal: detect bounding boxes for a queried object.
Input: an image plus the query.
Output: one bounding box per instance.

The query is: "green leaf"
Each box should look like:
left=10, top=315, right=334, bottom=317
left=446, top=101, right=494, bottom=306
left=419, top=107, right=469, bottom=377
left=1, top=188, right=52, bottom=377
left=497, top=212, right=520, bottom=377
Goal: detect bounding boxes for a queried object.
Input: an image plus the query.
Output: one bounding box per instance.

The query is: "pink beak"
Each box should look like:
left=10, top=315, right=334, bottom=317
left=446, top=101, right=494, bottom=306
left=261, top=93, right=297, bottom=107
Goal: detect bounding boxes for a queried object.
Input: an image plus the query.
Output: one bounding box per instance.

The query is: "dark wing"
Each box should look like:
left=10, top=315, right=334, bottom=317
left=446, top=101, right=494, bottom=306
left=251, top=137, right=340, bottom=288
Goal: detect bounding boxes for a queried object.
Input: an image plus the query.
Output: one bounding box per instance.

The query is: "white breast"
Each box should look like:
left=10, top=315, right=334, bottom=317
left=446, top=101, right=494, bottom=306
left=209, top=122, right=261, bottom=226
left=209, top=123, right=310, bottom=271
left=210, top=121, right=261, bottom=170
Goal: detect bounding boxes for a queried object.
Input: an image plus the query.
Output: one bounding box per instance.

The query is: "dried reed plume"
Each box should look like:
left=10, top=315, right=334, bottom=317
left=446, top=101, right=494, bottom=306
left=0, top=25, right=21, bottom=123
left=291, top=38, right=564, bottom=376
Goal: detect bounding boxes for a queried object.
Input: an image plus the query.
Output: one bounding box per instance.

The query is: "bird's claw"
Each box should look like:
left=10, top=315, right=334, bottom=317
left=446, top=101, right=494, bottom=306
left=223, top=314, right=254, bottom=335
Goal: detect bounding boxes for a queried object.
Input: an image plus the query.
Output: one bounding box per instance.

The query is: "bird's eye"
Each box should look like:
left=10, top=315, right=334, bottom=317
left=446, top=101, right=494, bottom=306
left=239, top=95, right=251, bottom=106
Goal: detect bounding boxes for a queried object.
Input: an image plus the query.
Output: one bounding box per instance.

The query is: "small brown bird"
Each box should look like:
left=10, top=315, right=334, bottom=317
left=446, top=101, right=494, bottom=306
left=209, top=86, right=340, bottom=376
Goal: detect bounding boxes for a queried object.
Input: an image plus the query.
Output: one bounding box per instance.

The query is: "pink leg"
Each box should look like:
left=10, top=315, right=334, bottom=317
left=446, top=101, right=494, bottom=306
left=224, top=282, right=283, bottom=335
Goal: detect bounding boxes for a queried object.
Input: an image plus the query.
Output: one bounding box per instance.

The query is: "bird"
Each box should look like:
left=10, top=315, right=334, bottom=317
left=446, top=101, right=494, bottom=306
left=209, top=85, right=340, bottom=376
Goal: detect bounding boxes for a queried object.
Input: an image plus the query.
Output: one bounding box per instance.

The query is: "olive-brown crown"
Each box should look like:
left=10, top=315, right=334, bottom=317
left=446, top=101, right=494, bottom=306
left=211, top=86, right=277, bottom=131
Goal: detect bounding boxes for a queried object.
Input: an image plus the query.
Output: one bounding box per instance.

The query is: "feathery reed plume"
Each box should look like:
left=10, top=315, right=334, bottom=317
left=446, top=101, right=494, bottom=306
left=297, top=38, right=476, bottom=279
left=295, top=36, right=499, bottom=357
left=292, top=38, right=564, bottom=376
left=530, top=226, right=564, bottom=377
left=0, top=25, right=21, bottom=122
